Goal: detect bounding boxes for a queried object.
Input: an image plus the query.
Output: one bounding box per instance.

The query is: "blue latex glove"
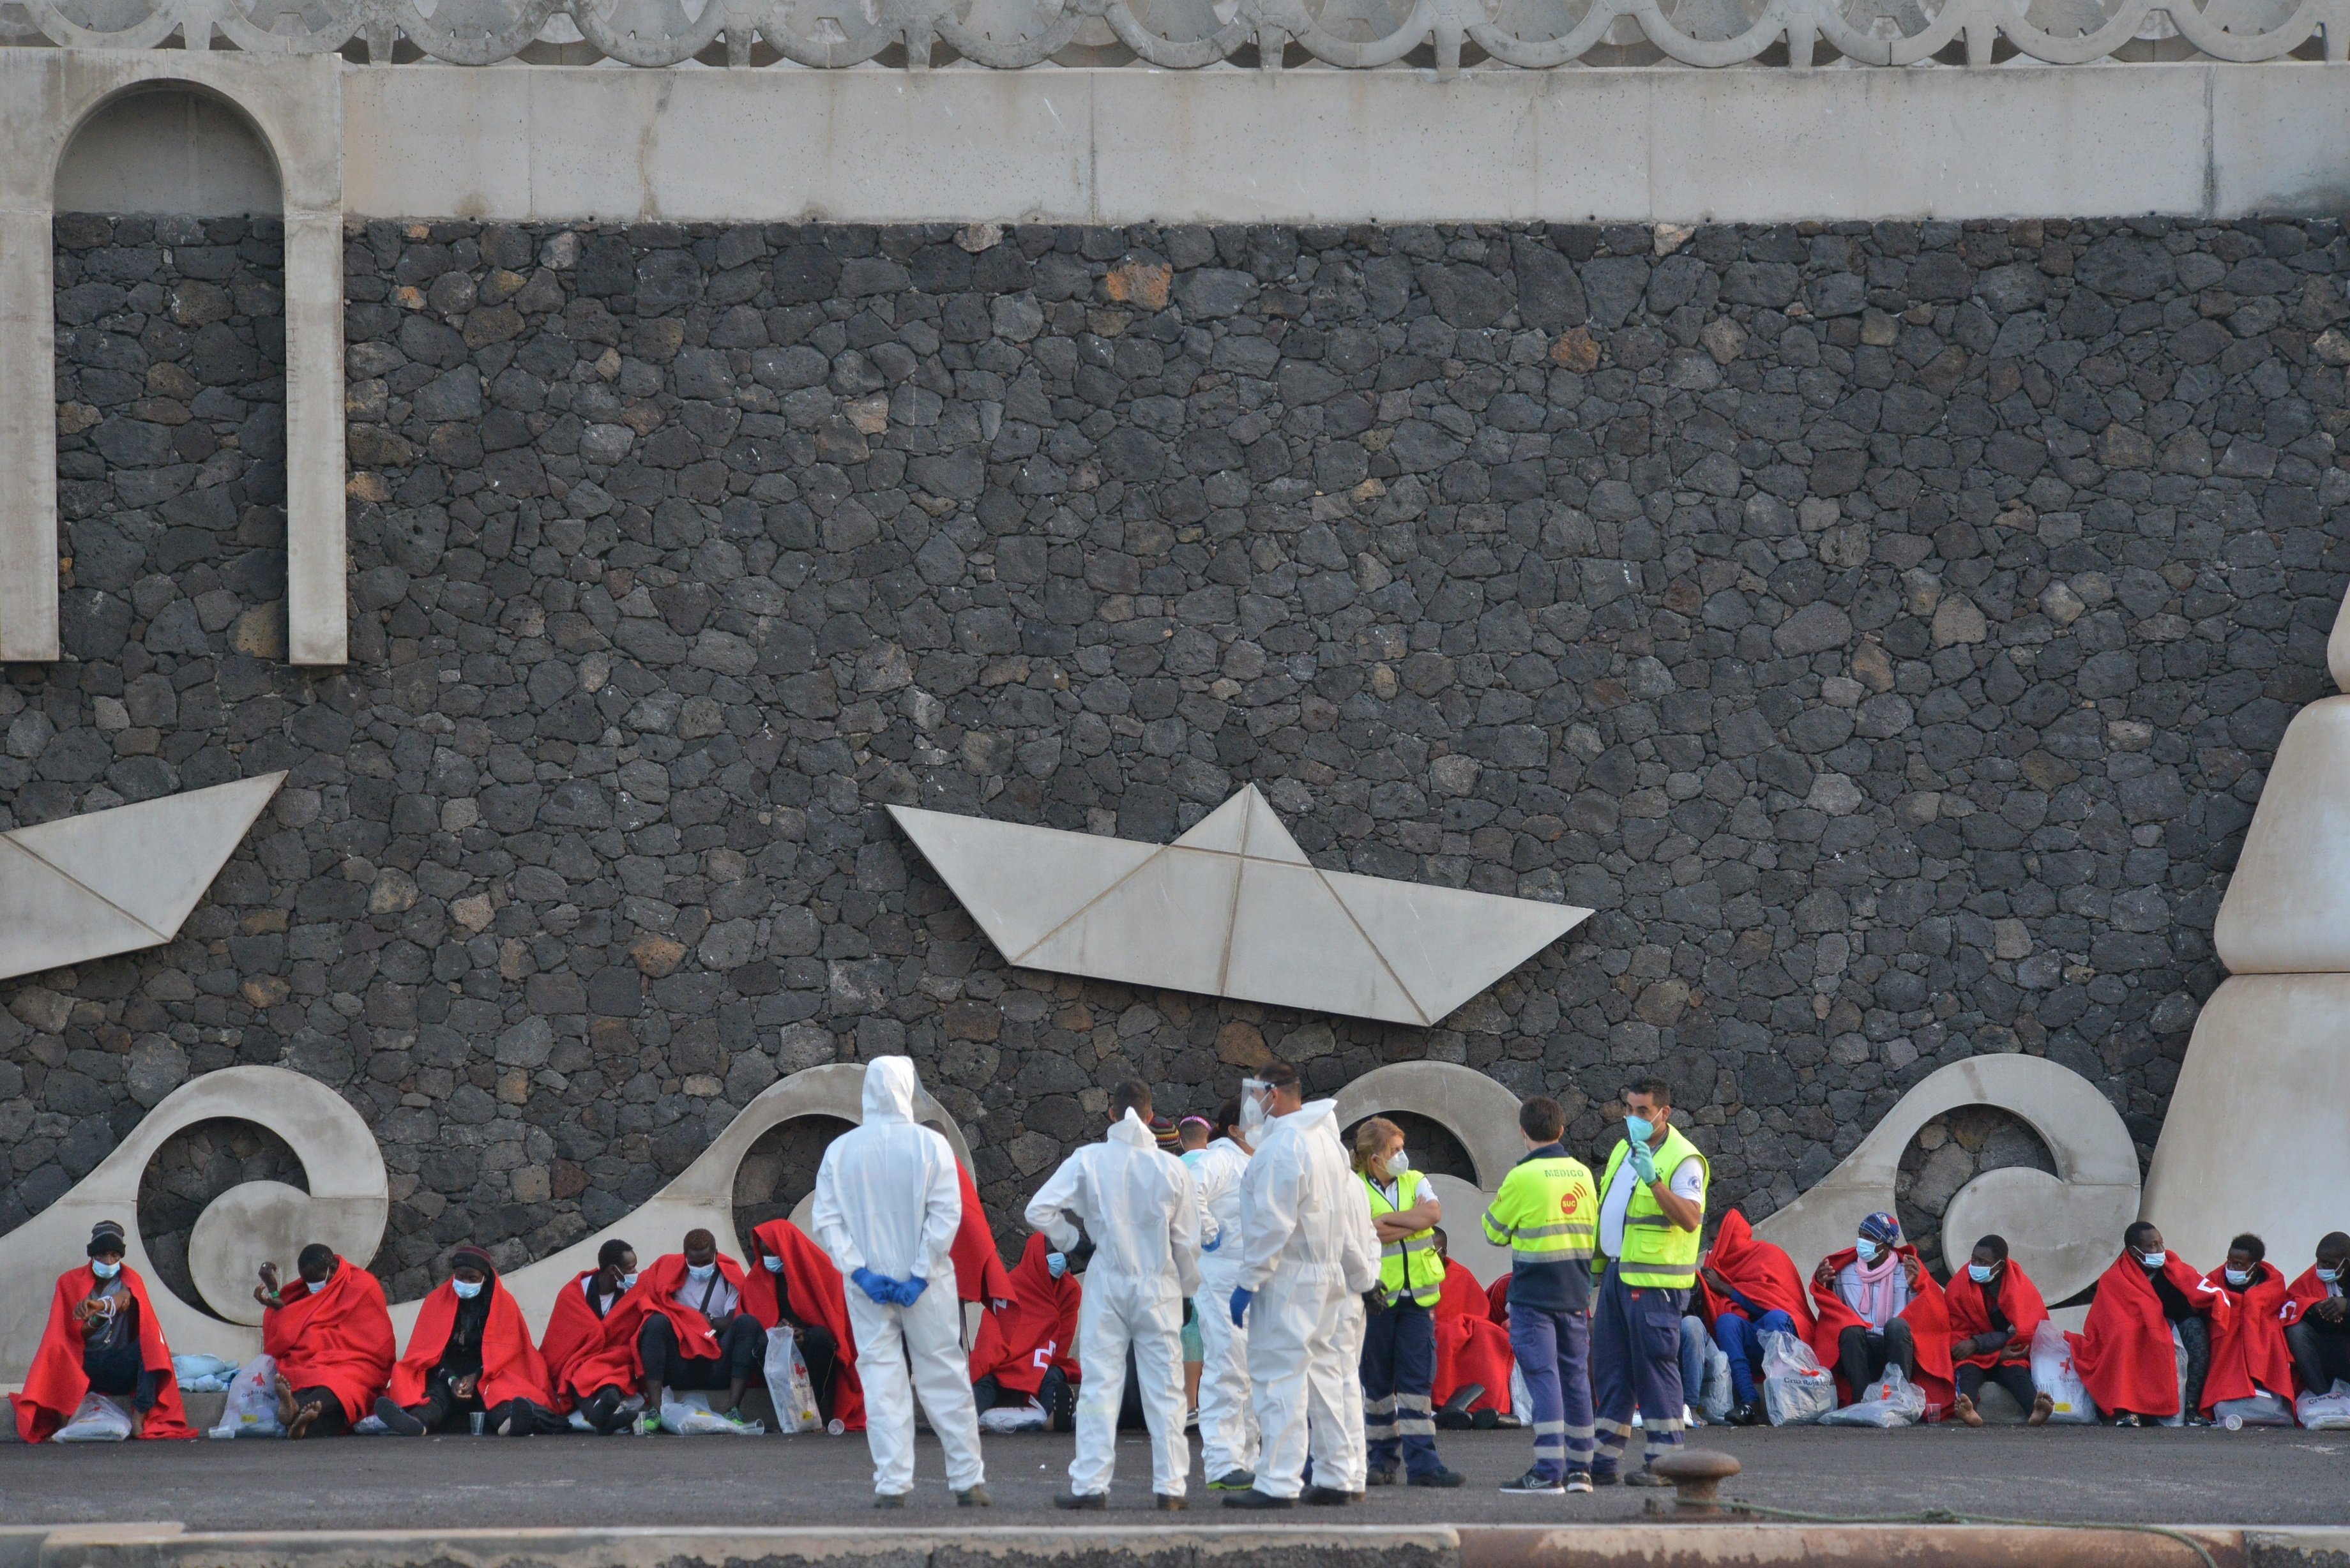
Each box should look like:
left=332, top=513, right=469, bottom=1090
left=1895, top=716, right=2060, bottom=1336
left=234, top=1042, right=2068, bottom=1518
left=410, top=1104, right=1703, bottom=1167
left=1229, top=1286, right=1254, bottom=1327
left=892, top=1275, right=929, bottom=1306
left=1202, top=1231, right=1221, bottom=1253
left=851, top=1267, right=893, bottom=1304
left=1629, top=1141, right=1658, bottom=1184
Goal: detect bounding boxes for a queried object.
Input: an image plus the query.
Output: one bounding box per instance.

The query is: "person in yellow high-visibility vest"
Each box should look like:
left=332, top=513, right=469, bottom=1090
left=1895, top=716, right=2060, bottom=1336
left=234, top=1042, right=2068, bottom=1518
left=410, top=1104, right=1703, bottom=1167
left=1590, top=1076, right=1706, bottom=1486
left=1482, top=1094, right=1598, bottom=1495
left=1352, top=1118, right=1464, bottom=1489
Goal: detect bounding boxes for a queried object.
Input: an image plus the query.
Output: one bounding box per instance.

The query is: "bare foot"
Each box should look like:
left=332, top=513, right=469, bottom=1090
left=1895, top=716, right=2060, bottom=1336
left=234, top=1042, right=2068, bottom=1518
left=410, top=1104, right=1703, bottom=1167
left=2029, top=1391, right=2054, bottom=1427
left=1953, top=1394, right=1984, bottom=1428
left=287, top=1399, right=324, bottom=1440
left=274, top=1375, right=299, bottom=1429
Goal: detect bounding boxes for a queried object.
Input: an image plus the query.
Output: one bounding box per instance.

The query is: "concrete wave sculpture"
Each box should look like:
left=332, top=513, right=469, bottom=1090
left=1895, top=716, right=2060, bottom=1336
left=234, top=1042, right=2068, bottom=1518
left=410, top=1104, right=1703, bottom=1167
left=0, top=773, right=285, bottom=983
left=2141, top=581, right=2350, bottom=1269
left=889, top=786, right=1593, bottom=1028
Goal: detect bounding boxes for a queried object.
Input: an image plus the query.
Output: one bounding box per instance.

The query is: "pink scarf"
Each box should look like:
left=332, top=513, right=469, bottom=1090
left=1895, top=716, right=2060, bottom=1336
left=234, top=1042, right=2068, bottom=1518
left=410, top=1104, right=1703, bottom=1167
left=1840, top=1249, right=1910, bottom=1330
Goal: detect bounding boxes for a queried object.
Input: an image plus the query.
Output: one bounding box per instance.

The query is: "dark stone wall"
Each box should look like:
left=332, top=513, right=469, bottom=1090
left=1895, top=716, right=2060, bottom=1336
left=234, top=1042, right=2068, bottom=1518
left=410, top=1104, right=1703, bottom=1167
left=6, top=212, right=2346, bottom=1299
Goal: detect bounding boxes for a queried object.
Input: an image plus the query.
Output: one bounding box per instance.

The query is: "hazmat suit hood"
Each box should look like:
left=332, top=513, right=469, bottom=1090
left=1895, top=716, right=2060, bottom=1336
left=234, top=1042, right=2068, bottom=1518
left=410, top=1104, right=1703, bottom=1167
left=1108, top=1107, right=1158, bottom=1150
left=863, top=1055, right=920, bottom=1125
left=1285, top=1099, right=1340, bottom=1142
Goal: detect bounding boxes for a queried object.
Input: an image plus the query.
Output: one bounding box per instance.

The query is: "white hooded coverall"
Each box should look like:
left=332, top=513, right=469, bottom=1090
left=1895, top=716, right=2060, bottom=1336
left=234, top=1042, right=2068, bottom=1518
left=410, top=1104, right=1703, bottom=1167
left=1236, top=1098, right=1381, bottom=1499
left=1025, top=1108, right=1202, bottom=1498
left=1188, top=1135, right=1258, bottom=1481
left=811, top=1056, right=985, bottom=1497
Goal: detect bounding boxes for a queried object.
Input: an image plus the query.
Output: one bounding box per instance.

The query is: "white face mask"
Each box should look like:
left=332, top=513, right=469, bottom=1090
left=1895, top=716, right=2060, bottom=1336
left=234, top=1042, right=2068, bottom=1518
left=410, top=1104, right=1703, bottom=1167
left=1855, top=1239, right=1880, bottom=1263
left=451, top=1278, right=483, bottom=1300
left=2224, top=1266, right=2252, bottom=1288
left=1385, top=1150, right=1411, bottom=1176
left=688, top=1262, right=717, bottom=1281
left=1239, top=1081, right=1270, bottom=1135
left=90, top=1260, right=121, bottom=1280
left=2137, top=1249, right=2168, bottom=1270
left=763, top=1255, right=783, bottom=1272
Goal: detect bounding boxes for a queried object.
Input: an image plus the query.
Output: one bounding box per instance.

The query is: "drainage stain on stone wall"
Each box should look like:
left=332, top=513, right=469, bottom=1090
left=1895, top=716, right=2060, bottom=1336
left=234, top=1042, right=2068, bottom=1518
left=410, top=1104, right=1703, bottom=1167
left=3, top=216, right=2344, bottom=1297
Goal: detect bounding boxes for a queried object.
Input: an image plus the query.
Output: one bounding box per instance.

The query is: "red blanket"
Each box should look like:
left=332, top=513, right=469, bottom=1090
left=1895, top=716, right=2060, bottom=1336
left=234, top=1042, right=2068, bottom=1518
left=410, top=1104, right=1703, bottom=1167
left=2068, top=1250, right=2229, bottom=1419
left=2201, top=1262, right=2293, bottom=1410
left=952, top=1164, right=1013, bottom=1306
left=1485, top=1275, right=1512, bottom=1327
left=552, top=1274, right=660, bottom=1401
left=262, top=1259, right=396, bottom=1422
left=537, top=1270, right=627, bottom=1413
left=968, top=1234, right=1080, bottom=1397
left=388, top=1276, right=553, bottom=1411
left=1808, top=1245, right=1953, bottom=1413
left=2280, top=1265, right=2342, bottom=1330
left=743, top=1219, right=867, bottom=1431
left=1695, top=1212, right=1814, bottom=1331
left=12, top=1264, right=196, bottom=1442
left=1436, top=1259, right=1490, bottom=1322
left=1943, top=1258, right=2047, bottom=1371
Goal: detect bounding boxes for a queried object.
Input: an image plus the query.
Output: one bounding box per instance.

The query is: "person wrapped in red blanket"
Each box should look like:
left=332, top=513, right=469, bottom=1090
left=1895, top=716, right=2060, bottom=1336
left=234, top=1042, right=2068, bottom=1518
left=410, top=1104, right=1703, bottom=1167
left=12, top=1221, right=196, bottom=1443
left=953, top=1164, right=1015, bottom=1312
left=1807, top=1211, right=1953, bottom=1417
left=2201, top=1232, right=2294, bottom=1418
left=1429, top=1238, right=1513, bottom=1427
left=538, top=1239, right=641, bottom=1429
left=969, top=1233, right=1080, bottom=1424
left=624, top=1229, right=763, bottom=1432
left=376, top=1245, right=557, bottom=1435
left=1695, top=1210, right=1813, bottom=1426
left=745, top=1217, right=867, bottom=1431
left=2068, top=1222, right=2227, bottom=1426
left=2283, top=1232, right=2350, bottom=1396
left=256, top=1242, right=396, bottom=1438
left=1941, top=1234, right=2051, bottom=1427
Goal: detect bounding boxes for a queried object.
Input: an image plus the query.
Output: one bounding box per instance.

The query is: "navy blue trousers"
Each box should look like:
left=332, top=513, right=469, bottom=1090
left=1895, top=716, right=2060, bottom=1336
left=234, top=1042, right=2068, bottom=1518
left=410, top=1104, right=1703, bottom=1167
left=1593, top=1270, right=1686, bottom=1470
left=1508, top=1300, right=1594, bottom=1481
left=1361, top=1300, right=1443, bottom=1477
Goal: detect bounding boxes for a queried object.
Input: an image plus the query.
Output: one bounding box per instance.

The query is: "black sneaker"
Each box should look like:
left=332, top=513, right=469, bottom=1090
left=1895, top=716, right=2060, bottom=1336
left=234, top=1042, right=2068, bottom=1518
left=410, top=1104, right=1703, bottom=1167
left=1054, top=1493, right=1107, bottom=1511
left=1409, top=1468, right=1465, bottom=1489
left=1729, top=1401, right=1764, bottom=1428
left=1589, top=1466, right=1621, bottom=1486
left=1364, top=1468, right=1399, bottom=1487
left=874, top=1493, right=906, bottom=1509
left=1209, top=1470, right=1257, bottom=1491
left=1566, top=1472, right=1594, bottom=1495
left=1222, top=1489, right=1295, bottom=1509
left=1155, top=1495, right=1188, bottom=1511
left=956, top=1487, right=991, bottom=1507
left=1624, top=1467, right=1673, bottom=1488
left=1499, top=1470, right=1565, bottom=1495
left=1303, top=1486, right=1364, bottom=1505
left=374, top=1397, right=425, bottom=1437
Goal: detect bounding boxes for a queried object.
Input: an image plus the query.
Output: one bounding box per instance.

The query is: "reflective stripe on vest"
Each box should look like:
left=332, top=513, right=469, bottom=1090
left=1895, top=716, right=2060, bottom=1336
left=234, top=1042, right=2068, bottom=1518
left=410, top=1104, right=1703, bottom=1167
left=1598, top=1125, right=1707, bottom=1288
left=1364, top=1174, right=1441, bottom=1308
left=1480, top=1154, right=1597, bottom=1265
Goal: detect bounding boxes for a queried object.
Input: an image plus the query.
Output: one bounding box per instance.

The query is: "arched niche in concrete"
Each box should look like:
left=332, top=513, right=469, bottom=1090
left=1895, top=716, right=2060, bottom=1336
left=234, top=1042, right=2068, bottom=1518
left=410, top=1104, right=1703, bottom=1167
left=1752, top=1054, right=2140, bottom=1306
left=0, top=1066, right=388, bottom=1380
left=54, top=83, right=280, bottom=216
left=401, top=1059, right=978, bottom=1340
left=0, top=51, right=344, bottom=665
left=1333, top=1060, right=1524, bottom=1290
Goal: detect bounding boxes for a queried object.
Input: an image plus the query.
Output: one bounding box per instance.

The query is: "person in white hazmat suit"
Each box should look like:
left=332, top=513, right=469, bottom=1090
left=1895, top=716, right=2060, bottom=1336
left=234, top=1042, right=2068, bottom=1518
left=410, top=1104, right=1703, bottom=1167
left=1224, top=1062, right=1383, bottom=1509
left=1025, top=1080, right=1202, bottom=1509
left=810, top=1055, right=989, bottom=1507
left=1188, top=1094, right=1259, bottom=1491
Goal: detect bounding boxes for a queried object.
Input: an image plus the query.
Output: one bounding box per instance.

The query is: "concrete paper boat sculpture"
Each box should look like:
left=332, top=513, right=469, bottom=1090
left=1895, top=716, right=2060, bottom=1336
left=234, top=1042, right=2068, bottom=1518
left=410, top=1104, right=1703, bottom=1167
left=890, top=785, right=1591, bottom=1027
left=0, top=773, right=285, bottom=982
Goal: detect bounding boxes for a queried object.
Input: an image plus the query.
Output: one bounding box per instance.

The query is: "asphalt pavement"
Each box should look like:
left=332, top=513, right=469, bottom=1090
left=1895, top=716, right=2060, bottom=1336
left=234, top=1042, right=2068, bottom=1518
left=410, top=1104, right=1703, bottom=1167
left=1, top=1424, right=2346, bottom=1528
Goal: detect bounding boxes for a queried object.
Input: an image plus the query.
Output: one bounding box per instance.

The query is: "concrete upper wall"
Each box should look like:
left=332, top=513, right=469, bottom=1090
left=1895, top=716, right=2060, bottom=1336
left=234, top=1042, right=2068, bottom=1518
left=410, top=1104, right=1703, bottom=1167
left=333, top=63, right=2350, bottom=226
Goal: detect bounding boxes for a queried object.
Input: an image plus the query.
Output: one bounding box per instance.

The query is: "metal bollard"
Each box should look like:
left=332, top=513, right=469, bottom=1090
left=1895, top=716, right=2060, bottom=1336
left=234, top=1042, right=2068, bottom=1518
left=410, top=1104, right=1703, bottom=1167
left=1646, top=1449, right=1742, bottom=1516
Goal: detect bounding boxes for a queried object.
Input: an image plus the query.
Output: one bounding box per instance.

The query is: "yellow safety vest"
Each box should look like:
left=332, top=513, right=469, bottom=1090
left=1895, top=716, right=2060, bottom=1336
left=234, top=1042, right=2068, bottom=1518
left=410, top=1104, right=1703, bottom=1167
left=1597, top=1123, right=1707, bottom=1289
left=1363, top=1171, right=1441, bottom=1309
left=1480, top=1149, right=1598, bottom=1266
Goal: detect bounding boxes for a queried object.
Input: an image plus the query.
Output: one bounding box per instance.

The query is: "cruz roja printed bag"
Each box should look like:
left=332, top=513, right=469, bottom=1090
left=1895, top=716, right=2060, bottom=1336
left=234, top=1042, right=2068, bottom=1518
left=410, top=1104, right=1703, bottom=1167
left=1759, top=1329, right=1837, bottom=1426
left=2029, top=1320, right=2096, bottom=1424
left=763, top=1326, right=821, bottom=1434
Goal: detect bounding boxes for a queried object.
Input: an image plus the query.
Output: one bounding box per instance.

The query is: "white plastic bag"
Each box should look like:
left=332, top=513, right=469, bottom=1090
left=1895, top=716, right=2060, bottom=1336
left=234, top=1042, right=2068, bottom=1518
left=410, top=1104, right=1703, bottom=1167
left=2296, top=1380, right=2350, bottom=1430
left=1819, top=1364, right=1927, bottom=1427
left=1759, top=1329, right=1837, bottom=1426
left=2213, top=1392, right=2294, bottom=1429
left=172, top=1353, right=237, bottom=1392
left=660, top=1391, right=764, bottom=1436
left=763, top=1326, right=821, bottom=1435
left=977, top=1399, right=1048, bottom=1433
left=2029, top=1320, right=2097, bottom=1424
left=209, top=1352, right=284, bottom=1439
left=1699, top=1339, right=1734, bottom=1423
left=53, top=1392, right=135, bottom=1442
left=2158, top=1326, right=2190, bottom=1428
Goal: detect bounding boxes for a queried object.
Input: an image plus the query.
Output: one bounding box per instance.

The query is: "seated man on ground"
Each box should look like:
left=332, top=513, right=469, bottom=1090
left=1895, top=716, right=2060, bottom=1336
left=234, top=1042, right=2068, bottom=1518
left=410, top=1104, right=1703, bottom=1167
left=635, top=1228, right=762, bottom=1431
left=1695, top=1211, right=1810, bottom=1426
left=12, top=1221, right=195, bottom=1442
left=1429, top=1231, right=1513, bottom=1429
left=257, top=1242, right=396, bottom=1438
left=2284, top=1232, right=2350, bottom=1397
left=538, top=1239, right=639, bottom=1431
left=2202, top=1233, right=2294, bottom=1419
left=1807, top=1212, right=1953, bottom=1415
left=747, top=1217, right=867, bottom=1431
left=1942, top=1235, right=2052, bottom=1427
left=2070, top=1221, right=2225, bottom=1427
left=377, top=1246, right=557, bottom=1436
left=969, top=1232, right=1081, bottom=1426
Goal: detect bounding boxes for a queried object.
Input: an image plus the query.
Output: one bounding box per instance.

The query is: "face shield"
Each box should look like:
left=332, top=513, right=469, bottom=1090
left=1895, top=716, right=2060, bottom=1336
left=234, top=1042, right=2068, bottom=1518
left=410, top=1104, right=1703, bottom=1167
left=1239, top=1079, right=1272, bottom=1135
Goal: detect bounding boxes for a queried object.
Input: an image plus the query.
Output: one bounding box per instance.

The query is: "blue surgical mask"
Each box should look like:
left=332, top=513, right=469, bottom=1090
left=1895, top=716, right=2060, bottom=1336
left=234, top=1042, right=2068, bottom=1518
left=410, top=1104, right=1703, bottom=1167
left=1855, top=1239, right=1881, bottom=1263
left=1967, top=1263, right=1994, bottom=1284
left=2137, top=1249, right=2168, bottom=1270
left=1626, top=1115, right=1655, bottom=1145
left=451, top=1278, right=483, bottom=1300
left=763, top=1255, right=783, bottom=1273
left=1047, top=1252, right=1067, bottom=1280
left=2320, top=1267, right=2342, bottom=1285
left=90, top=1260, right=121, bottom=1280
left=2225, top=1267, right=2251, bottom=1288
left=688, top=1262, right=716, bottom=1281
left=619, top=1272, right=639, bottom=1291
